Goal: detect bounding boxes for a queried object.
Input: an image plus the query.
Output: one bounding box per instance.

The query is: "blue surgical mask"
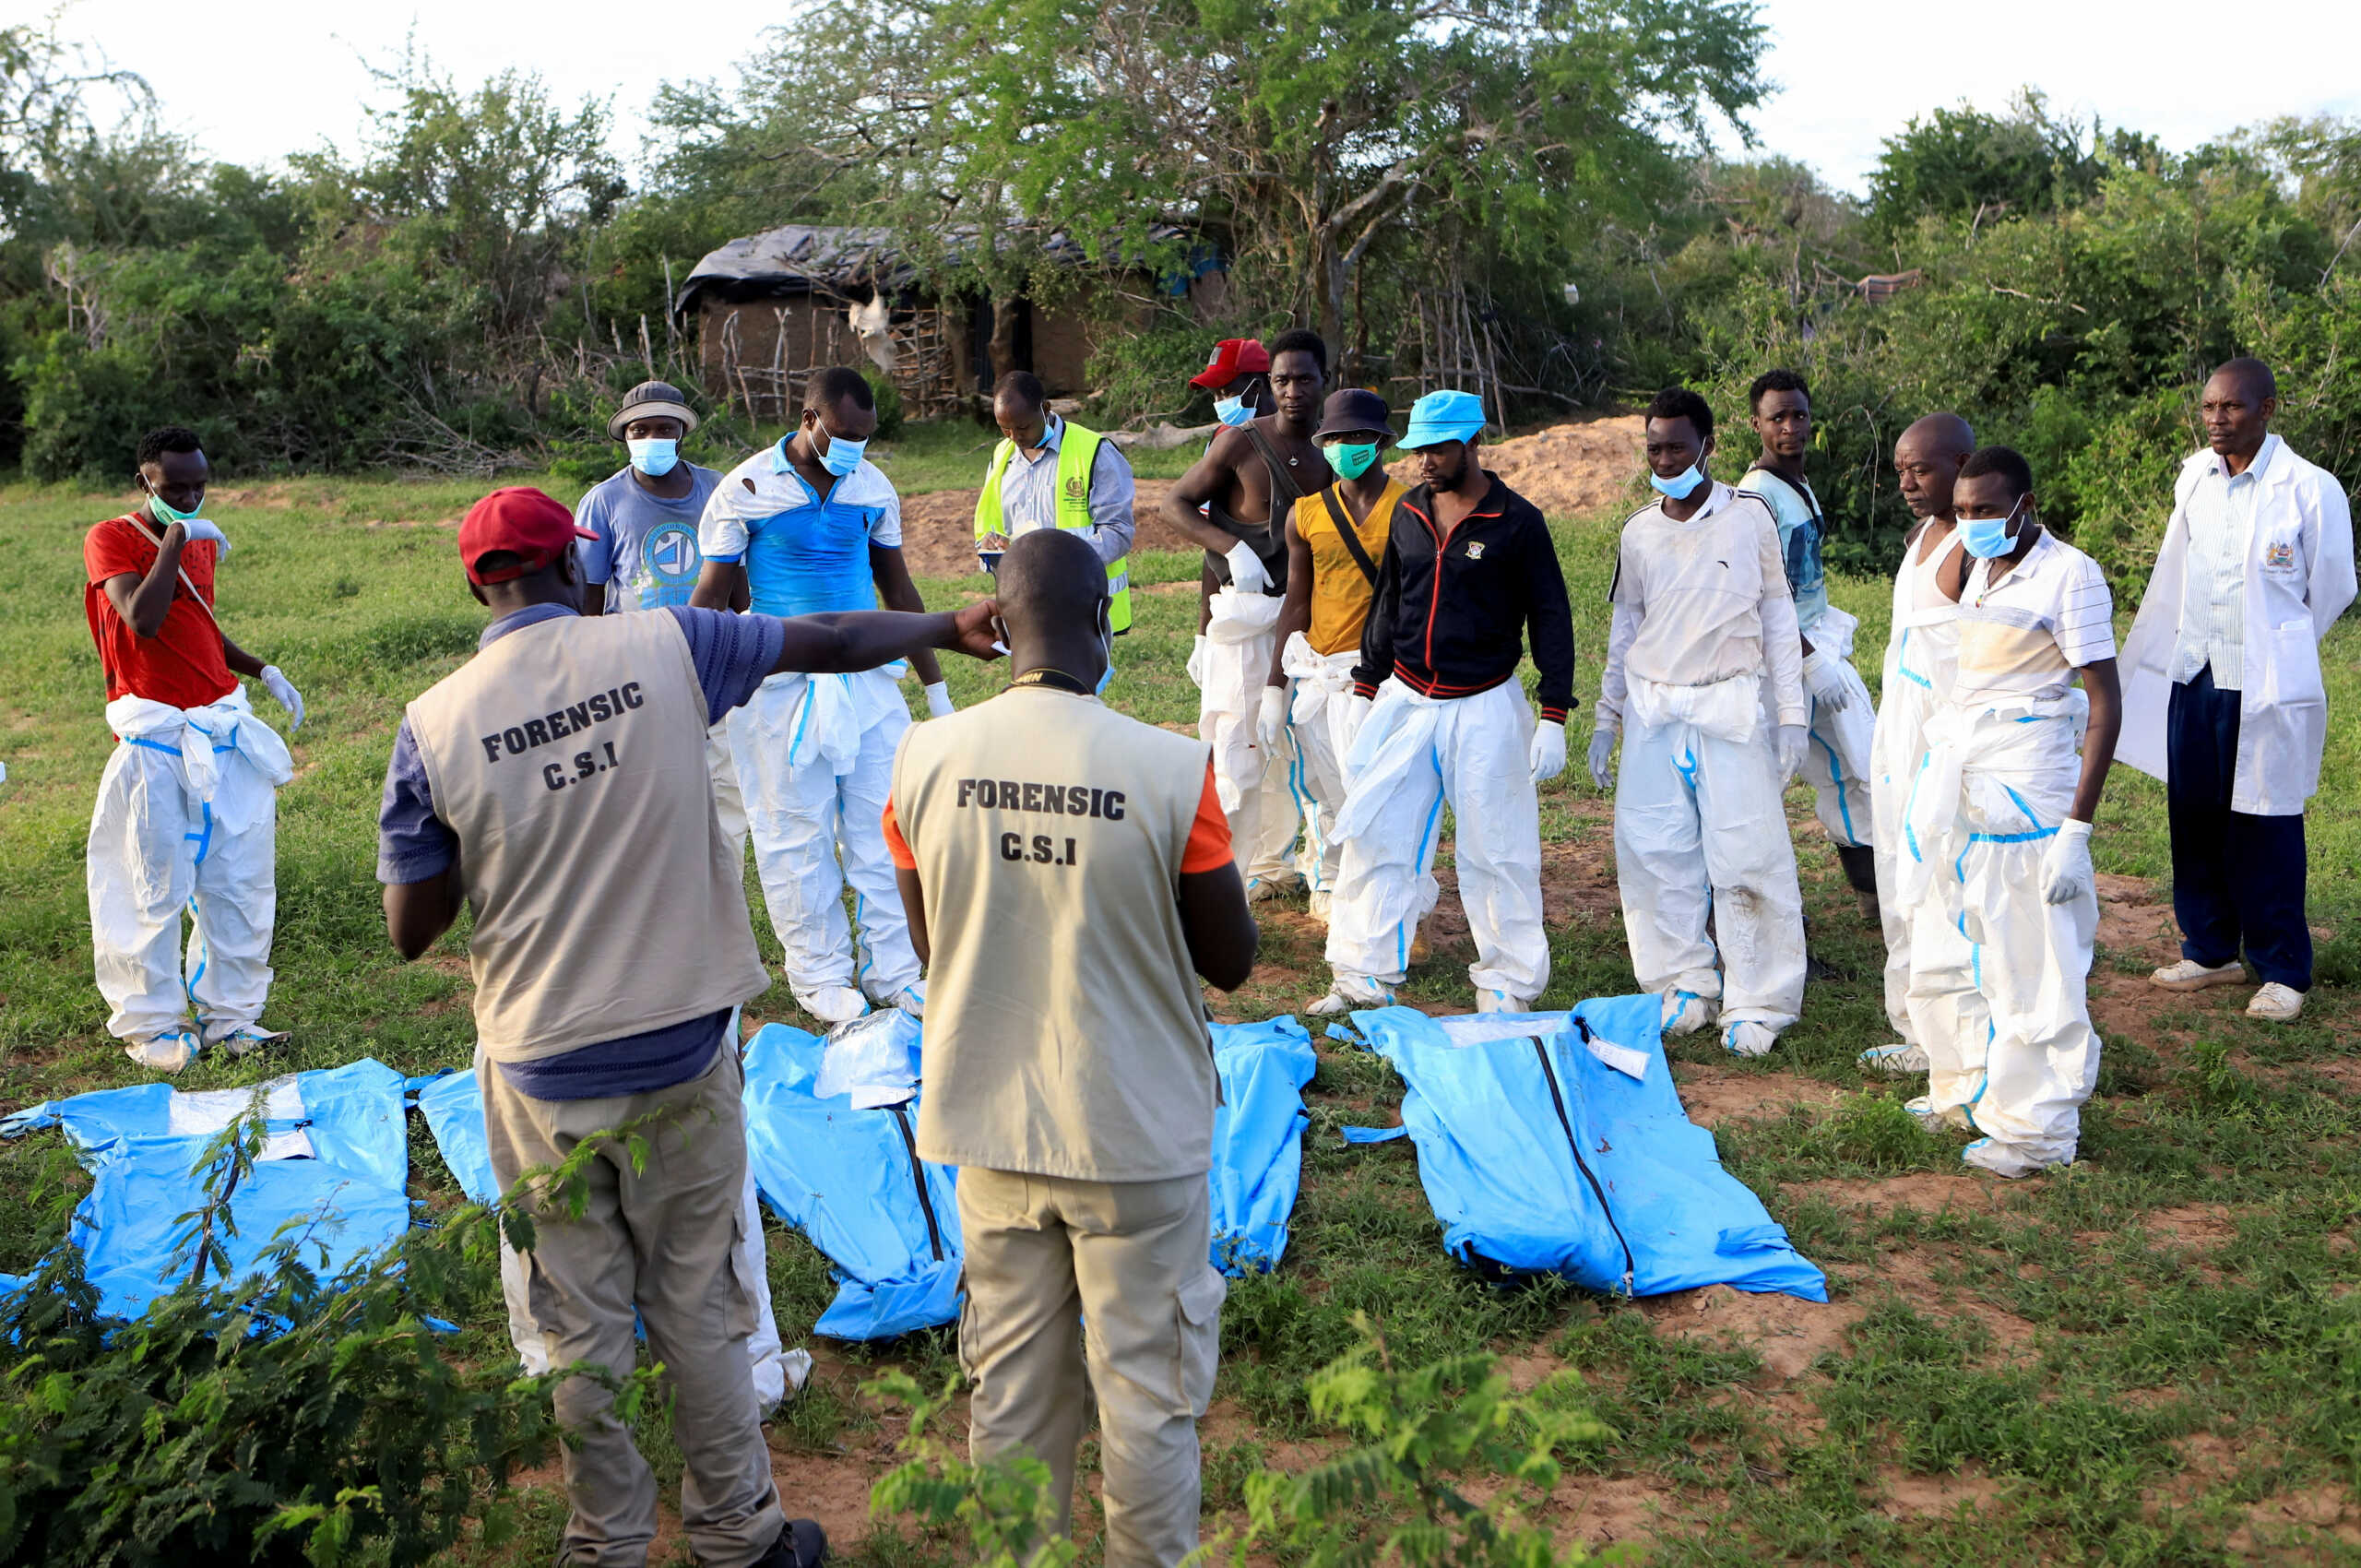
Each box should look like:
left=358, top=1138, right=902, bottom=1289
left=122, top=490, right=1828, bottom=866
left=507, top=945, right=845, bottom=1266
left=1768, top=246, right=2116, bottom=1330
left=1214, top=396, right=1253, bottom=428
left=1958, top=500, right=2023, bottom=559
left=1648, top=463, right=1705, bottom=499
left=627, top=437, right=678, bottom=477
left=813, top=423, right=868, bottom=478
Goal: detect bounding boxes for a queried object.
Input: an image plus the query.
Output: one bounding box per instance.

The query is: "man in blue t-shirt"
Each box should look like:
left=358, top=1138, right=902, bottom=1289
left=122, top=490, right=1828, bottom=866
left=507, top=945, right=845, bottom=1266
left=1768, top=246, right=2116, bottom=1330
left=575, top=382, right=749, bottom=861
left=1738, top=368, right=1880, bottom=920
left=692, top=367, right=953, bottom=1026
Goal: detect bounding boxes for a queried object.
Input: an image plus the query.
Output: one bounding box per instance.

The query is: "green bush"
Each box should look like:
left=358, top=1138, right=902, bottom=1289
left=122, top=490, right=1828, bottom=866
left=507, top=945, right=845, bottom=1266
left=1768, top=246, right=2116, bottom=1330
left=0, top=1094, right=658, bottom=1567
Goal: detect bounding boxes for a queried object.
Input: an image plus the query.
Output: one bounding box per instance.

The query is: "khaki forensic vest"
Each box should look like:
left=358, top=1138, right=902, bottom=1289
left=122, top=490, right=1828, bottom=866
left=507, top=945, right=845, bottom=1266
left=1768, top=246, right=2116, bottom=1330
left=974, top=421, right=1133, bottom=632
left=892, top=684, right=1216, bottom=1181
left=1292, top=480, right=1404, bottom=656
left=404, top=612, right=769, bottom=1063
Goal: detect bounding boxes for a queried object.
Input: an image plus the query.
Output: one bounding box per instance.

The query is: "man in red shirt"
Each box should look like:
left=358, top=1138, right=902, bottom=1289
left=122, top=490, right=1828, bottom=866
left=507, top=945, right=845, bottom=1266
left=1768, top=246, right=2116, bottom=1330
left=84, top=426, right=305, bottom=1072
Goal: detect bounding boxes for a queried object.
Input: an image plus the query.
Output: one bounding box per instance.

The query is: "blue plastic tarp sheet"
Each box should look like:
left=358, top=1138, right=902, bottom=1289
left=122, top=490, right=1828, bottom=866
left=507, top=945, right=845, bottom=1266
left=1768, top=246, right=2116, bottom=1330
left=1209, top=1016, right=1317, bottom=1275
left=0, top=1060, right=413, bottom=1320
left=742, top=1022, right=962, bottom=1340
left=412, top=1068, right=500, bottom=1206
left=1343, top=1001, right=1826, bottom=1301
left=402, top=1011, right=1322, bottom=1343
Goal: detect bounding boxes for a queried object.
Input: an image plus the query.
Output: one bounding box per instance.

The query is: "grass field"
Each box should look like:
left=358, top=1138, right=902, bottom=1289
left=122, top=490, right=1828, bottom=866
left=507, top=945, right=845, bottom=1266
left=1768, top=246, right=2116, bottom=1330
left=5, top=452, right=2361, bottom=1564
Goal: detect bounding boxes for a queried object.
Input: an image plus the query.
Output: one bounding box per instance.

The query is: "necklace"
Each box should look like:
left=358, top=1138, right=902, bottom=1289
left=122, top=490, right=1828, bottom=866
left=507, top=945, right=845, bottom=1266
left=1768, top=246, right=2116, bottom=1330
left=1010, top=667, right=1091, bottom=695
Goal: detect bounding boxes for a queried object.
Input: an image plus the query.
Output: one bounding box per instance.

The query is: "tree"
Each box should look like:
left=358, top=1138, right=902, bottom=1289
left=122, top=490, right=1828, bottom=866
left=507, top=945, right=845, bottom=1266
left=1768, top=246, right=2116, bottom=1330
left=730, top=0, right=1768, bottom=380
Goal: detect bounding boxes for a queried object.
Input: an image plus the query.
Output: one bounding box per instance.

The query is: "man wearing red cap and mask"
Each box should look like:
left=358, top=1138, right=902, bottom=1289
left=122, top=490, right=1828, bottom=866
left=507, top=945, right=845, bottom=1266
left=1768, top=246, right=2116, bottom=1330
left=376, top=485, right=1000, bottom=1568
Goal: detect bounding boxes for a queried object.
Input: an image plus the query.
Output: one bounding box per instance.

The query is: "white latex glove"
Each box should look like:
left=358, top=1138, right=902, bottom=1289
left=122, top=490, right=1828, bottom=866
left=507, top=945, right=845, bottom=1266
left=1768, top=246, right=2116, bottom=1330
left=177, top=517, right=230, bottom=558
left=1800, top=648, right=1853, bottom=715
left=1527, top=719, right=1566, bottom=784
left=1186, top=634, right=1209, bottom=688
left=1224, top=540, right=1271, bottom=597
left=1774, top=723, right=1807, bottom=780
left=1587, top=728, right=1617, bottom=791
left=923, top=681, right=954, bottom=719
left=1340, top=691, right=1374, bottom=754
left=1256, top=683, right=1290, bottom=753
left=260, top=665, right=303, bottom=730
left=2043, top=817, right=2094, bottom=905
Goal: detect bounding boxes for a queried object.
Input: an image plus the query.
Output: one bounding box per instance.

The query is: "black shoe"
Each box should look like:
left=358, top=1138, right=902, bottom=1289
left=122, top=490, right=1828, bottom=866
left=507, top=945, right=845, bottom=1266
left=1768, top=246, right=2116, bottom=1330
left=748, top=1519, right=828, bottom=1568
left=1835, top=843, right=1880, bottom=895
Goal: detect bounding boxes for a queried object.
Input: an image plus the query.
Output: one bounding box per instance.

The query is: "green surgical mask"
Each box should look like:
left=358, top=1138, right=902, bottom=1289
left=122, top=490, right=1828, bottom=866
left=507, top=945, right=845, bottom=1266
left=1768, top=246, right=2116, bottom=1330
left=147, top=489, right=204, bottom=526
left=1328, top=441, right=1381, bottom=481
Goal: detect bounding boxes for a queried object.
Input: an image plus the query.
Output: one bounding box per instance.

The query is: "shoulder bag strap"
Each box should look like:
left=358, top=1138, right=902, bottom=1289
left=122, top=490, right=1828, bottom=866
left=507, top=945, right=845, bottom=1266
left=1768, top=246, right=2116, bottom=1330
left=1320, top=488, right=1381, bottom=585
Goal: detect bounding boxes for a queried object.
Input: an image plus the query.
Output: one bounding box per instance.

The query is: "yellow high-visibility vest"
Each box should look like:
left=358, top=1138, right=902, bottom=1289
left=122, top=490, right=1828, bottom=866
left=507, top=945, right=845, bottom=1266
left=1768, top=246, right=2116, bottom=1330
left=974, top=420, right=1133, bottom=632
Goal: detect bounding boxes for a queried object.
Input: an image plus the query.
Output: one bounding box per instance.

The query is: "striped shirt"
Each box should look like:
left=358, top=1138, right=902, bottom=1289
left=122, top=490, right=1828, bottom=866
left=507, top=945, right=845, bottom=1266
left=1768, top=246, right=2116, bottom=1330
left=1952, top=530, right=2115, bottom=707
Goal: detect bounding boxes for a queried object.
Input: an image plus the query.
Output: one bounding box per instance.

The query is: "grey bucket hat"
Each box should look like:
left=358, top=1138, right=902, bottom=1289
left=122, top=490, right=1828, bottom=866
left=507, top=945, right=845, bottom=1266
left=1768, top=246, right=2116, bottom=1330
left=608, top=379, right=701, bottom=440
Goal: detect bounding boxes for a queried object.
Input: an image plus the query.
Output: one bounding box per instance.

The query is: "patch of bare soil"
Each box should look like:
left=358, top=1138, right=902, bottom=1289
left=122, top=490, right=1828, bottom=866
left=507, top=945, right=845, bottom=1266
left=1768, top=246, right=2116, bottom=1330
left=2141, top=1203, right=2238, bottom=1250
left=1543, top=1469, right=1677, bottom=1555
left=899, top=480, right=1202, bottom=577
left=1788, top=1172, right=2010, bottom=1223
left=2089, top=873, right=2202, bottom=1049
left=1638, top=1282, right=1866, bottom=1381
left=2230, top=1484, right=2361, bottom=1555
left=1878, top=1464, right=2004, bottom=1519
left=1845, top=1246, right=2044, bottom=1366
left=1669, top=1064, right=1846, bottom=1130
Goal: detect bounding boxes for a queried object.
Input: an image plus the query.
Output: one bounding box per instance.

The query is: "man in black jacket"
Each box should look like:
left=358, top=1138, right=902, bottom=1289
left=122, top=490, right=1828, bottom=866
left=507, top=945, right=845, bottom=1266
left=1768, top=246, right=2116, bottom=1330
left=1311, top=389, right=1576, bottom=1016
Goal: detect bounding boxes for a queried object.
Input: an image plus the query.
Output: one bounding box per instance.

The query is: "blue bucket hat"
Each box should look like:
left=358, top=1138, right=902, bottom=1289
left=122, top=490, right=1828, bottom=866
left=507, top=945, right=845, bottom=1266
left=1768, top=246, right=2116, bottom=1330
left=1399, top=388, right=1487, bottom=450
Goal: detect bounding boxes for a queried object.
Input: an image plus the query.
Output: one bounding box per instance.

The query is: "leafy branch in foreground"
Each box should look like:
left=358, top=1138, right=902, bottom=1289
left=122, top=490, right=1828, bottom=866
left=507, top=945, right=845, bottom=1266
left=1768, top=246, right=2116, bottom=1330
left=0, top=1092, right=678, bottom=1567
left=863, top=1311, right=1612, bottom=1568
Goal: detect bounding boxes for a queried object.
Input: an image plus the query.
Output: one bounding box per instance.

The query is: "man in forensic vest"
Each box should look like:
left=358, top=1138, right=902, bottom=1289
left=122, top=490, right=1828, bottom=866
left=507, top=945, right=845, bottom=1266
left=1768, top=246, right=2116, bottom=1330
left=973, top=369, right=1134, bottom=629
left=884, top=529, right=1258, bottom=1568
left=377, top=485, right=1001, bottom=1568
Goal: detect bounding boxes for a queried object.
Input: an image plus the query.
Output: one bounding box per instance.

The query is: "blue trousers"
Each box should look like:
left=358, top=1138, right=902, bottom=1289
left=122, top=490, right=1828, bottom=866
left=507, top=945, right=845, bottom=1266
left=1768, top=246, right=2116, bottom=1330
left=2166, top=666, right=2311, bottom=991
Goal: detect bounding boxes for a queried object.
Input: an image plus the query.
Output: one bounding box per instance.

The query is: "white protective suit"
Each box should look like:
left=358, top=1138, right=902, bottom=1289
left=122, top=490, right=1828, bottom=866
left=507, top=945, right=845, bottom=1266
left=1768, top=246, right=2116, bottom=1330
left=1200, top=588, right=1302, bottom=889
left=1278, top=632, right=1362, bottom=902
left=730, top=664, right=920, bottom=1016
left=88, top=687, right=292, bottom=1044
left=1898, top=691, right=2096, bottom=1173
left=1796, top=605, right=1877, bottom=851
left=706, top=713, right=748, bottom=867
left=1869, top=529, right=1971, bottom=1056
left=1598, top=485, right=1808, bottom=1039
left=1323, top=680, right=1541, bottom=1006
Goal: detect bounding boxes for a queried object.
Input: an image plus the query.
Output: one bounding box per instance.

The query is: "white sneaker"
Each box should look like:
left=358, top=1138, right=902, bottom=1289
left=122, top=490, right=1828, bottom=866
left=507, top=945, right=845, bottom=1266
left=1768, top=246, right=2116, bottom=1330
left=205, top=1023, right=290, bottom=1057
left=793, top=984, right=872, bottom=1026
left=1858, top=1042, right=1929, bottom=1075
left=125, top=1028, right=201, bottom=1073
left=1307, top=980, right=1392, bottom=1016
left=1660, top=991, right=1716, bottom=1038
left=1722, top=1021, right=1775, bottom=1058
left=1309, top=889, right=1334, bottom=921
left=2247, top=982, right=2306, bottom=1022
left=1904, top=1094, right=1975, bottom=1134
left=2150, top=957, right=2244, bottom=992
left=1475, top=990, right=1530, bottom=1015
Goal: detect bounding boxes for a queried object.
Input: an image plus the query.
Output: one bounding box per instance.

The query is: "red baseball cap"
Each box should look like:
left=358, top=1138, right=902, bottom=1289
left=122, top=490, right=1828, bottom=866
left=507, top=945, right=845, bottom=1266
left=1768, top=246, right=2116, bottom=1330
left=458, top=486, right=598, bottom=585
left=1189, top=338, right=1272, bottom=389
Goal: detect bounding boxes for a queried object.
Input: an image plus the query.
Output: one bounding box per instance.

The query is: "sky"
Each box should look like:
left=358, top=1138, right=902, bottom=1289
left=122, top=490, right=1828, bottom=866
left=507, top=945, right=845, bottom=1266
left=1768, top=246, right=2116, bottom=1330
left=43, top=0, right=2361, bottom=196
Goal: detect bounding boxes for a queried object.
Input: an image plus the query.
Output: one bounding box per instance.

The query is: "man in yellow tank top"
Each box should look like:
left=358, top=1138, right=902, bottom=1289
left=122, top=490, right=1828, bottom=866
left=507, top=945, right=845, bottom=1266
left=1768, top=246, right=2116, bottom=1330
left=1257, top=390, right=1410, bottom=922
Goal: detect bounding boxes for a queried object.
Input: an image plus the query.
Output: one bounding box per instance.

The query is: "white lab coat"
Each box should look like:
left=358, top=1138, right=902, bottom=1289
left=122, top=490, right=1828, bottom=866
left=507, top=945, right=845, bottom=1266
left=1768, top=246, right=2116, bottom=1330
left=2118, top=435, right=2356, bottom=816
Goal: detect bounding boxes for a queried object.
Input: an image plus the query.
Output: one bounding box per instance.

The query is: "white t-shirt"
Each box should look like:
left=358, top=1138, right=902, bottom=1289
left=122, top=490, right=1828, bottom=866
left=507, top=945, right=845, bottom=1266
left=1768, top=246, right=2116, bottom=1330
left=1952, top=530, right=2115, bottom=706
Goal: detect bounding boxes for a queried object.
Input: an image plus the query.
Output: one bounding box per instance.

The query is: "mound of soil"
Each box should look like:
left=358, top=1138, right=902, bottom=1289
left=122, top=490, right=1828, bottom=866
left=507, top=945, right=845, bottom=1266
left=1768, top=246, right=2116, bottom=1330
left=892, top=412, right=1648, bottom=577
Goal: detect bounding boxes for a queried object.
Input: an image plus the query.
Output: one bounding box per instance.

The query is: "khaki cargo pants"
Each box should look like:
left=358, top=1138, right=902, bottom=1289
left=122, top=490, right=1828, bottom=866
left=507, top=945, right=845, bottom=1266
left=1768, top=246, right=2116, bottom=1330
left=480, top=1043, right=785, bottom=1568
left=956, top=1167, right=1226, bottom=1568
